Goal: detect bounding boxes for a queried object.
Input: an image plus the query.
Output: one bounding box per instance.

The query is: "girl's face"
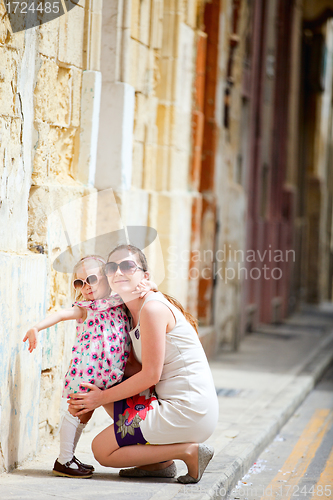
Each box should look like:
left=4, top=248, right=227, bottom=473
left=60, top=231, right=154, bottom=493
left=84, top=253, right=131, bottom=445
left=106, top=250, right=148, bottom=297
left=75, top=262, right=110, bottom=301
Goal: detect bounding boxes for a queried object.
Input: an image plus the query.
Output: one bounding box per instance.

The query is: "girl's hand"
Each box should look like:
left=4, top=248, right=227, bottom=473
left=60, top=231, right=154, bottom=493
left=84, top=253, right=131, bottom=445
left=23, top=327, right=38, bottom=353
left=133, top=278, right=158, bottom=298
left=68, top=383, right=104, bottom=416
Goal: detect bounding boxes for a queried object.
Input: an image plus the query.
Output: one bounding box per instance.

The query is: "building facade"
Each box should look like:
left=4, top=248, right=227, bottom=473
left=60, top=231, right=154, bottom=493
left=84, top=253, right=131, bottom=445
left=1, top=0, right=333, bottom=472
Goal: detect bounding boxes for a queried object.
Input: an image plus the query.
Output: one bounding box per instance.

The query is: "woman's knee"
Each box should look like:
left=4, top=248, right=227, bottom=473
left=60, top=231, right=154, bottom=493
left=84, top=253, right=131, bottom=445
left=91, top=435, right=103, bottom=462
left=91, top=426, right=118, bottom=466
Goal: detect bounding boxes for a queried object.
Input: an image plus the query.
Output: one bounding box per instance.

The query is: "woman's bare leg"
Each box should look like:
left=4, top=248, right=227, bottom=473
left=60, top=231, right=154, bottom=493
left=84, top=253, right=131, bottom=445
left=101, top=404, right=172, bottom=471
left=92, top=425, right=199, bottom=478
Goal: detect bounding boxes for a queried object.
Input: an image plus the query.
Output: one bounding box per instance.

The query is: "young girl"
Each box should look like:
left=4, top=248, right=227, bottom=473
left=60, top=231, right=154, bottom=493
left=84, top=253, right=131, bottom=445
left=23, top=255, right=154, bottom=478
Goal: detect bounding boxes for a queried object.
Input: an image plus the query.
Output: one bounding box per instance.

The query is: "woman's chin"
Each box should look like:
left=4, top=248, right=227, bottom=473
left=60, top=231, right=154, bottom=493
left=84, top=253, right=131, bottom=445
left=112, top=284, right=135, bottom=296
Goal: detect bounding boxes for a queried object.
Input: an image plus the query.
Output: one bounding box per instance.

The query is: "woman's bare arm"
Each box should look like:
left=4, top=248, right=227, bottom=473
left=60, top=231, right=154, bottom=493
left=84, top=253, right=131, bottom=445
left=124, top=350, right=142, bottom=378
left=68, top=300, right=170, bottom=415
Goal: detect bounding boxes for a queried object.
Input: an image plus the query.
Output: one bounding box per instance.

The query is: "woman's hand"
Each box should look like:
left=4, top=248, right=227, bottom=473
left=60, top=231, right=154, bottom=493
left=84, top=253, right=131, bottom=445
left=23, top=327, right=38, bottom=353
left=68, top=383, right=105, bottom=416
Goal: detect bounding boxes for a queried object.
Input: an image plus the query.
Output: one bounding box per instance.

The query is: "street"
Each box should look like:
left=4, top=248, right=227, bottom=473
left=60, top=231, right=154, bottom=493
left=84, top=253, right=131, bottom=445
left=228, top=364, right=333, bottom=500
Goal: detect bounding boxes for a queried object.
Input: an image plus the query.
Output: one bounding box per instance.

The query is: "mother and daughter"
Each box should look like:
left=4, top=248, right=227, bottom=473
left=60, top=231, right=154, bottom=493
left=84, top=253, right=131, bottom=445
left=24, top=244, right=219, bottom=483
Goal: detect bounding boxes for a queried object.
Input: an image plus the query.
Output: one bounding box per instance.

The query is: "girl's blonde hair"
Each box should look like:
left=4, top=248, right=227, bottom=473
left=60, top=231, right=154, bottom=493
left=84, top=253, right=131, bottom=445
left=107, top=245, right=199, bottom=334
left=72, top=255, right=107, bottom=302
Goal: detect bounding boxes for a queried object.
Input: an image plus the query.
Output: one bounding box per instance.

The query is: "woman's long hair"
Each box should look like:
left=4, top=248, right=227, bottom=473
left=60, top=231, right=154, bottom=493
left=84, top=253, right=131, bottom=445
left=107, top=245, right=199, bottom=334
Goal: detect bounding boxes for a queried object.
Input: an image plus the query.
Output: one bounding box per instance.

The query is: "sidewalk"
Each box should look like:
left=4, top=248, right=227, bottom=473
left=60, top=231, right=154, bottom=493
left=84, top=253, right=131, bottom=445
left=1, top=304, right=333, bottom=500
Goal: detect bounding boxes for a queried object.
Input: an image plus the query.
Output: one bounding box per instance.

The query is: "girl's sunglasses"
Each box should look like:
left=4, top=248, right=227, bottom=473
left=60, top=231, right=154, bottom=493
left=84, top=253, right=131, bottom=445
left=73, top=274, right=103, bottom=291
left=104, top=260, right=145, bottom=276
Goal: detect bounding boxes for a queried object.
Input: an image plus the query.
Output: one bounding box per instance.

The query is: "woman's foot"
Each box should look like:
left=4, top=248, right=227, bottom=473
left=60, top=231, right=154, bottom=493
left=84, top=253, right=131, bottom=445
left=119, top=461, right=177, bottom=478
left=177, top=444, right=214, bottom=484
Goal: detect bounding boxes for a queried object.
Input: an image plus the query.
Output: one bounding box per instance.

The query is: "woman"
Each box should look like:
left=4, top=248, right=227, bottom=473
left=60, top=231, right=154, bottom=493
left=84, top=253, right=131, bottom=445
left=69, top=245, right=219, bottom=483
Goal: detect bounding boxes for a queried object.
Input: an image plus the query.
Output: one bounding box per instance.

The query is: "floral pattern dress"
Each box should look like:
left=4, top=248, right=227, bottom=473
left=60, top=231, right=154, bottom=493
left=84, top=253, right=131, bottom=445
left=63, top=297, right=131, bottom=398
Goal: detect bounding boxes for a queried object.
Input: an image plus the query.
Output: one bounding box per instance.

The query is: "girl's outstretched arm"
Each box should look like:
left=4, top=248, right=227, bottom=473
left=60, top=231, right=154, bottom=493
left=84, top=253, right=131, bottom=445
left=23, top=306, right=84, bottom=353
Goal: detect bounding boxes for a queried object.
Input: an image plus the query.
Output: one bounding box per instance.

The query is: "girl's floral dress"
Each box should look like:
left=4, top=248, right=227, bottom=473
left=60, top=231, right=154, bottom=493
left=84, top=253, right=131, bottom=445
left=63, top=297, right=131, bottom=398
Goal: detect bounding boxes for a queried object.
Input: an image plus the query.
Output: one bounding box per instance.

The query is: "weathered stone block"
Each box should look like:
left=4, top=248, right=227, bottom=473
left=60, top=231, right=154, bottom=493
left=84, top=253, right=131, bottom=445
left=187, top=193, right=202, bottom=317
left=142, top=144, right=156, bottom=191
left=0, top=47, right=19, bottom=117
left=0, top=116, right=31, bottom=252
left=71, top=67, right=82, bottom=127
left=95, top=82, right=135, bottom=190
left=133, top=93, right=146, bottom=143
left=156, top=103, right=171, bottom=145
left=75, top=70, right=101, bottom=185
left=137, top=42, right=149, bottom=93
left=150, top=0, right=163, bottom=49
left=0, top=2, right=13, bottom=45
left=163, top=0, right=178, bottom=13
left=161, top=11, right=176, bottom=57
left=37, top=16, right=60, bottom=58
left=129, top=37, right=139, bottom=88
left=148, top=191, right=192, bottom=305
left=144, top=142, right=157, bottom=186
left=174, top=22, right=194, bottom=110
left=0, top=252, right=47, bottom=470
left=190, top=110, right=204, bottom=189
left=155, top=145, right=169, bottom=191
left=139, top=0, right=151, bottom=46
left=33, top=123, right=78, bottom=183
left=100, top=0, right=122, bottom=83
left=115, top=187, right=149, bottom=226
left=34, top=59, right=71, bottom=127
left=131, top=0, right=140, bottom=40
left=132, top=140, right=144, bottom=189
left=170, top=105, right=192, bottom=150
left=58, top=3, right=85, bottom=67
left=168, top=147, right=190, bottom=191
left=88, top=10, right=102, bottom=71
left=156, top=57, right=174, bottom=102
left=186, top=0, right=197, bottom=28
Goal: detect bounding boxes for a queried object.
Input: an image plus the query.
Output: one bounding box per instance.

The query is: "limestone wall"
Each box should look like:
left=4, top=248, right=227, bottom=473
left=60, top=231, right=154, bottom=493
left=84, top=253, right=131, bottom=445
left=96, top=0, right=207, bottom=307
left=0, top=1, right=102, bottom=470
left=212, top=0, right=248, bottom=346
left=0, top=0, right=252, bottom=471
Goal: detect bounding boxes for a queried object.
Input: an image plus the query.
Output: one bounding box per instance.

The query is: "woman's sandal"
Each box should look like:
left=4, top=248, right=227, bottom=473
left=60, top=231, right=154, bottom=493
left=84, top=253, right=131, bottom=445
left=119, top=462, right=177, bottom=478
left=177, top=444, right=214, bottom=484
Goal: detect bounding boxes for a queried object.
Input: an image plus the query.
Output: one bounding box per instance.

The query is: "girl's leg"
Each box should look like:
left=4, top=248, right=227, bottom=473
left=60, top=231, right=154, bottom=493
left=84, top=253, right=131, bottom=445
left=92, top=425, right=200, bottom=479
left=58, top=410, right=93, bottom=465
left=73, top=411, right=94, bottom=457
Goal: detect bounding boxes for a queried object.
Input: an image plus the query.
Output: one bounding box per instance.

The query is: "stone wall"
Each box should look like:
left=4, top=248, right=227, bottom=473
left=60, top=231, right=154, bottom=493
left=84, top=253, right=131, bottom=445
left=0, top=0, right=255, bottom=471
left=96, top=0, right=207, bottom=307
left=0, top=1, right=102, bottom=471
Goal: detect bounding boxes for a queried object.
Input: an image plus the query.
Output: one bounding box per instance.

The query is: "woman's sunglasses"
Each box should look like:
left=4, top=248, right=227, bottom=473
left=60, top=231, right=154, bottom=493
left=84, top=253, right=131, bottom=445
left=104, top=260, right=145, bottom=277
left=73, top=274, right=103, bottom=291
